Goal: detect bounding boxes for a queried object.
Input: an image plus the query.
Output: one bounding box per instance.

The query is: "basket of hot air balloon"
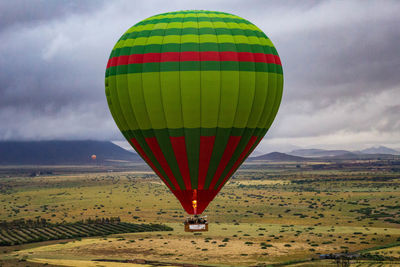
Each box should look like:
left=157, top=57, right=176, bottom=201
left=184, top=214, right=208, bottom=232
left=105, top=10, right=283, bottom=231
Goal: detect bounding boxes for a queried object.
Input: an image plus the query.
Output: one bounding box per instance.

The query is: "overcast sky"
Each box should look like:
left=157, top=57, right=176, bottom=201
left=0, top=0, right=399, bottom=152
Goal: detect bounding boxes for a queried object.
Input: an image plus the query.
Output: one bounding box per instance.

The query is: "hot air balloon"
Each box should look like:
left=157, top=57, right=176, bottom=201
left=105, top=11, right=283, bottom=223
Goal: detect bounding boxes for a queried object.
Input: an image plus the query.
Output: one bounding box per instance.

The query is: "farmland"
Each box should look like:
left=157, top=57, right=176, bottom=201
left=0, top=218, right=172, bottom=246
left=0, top=158, right=400, bottom=266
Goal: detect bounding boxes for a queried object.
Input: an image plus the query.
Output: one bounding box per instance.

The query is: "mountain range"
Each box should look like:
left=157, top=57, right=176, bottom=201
left=287, top=146, right=399, bottom=158
left=250, top=145, right=400, bottom=162
left=0, top=141, right=398, bottom=165
left=251, top=152, right=306, bottom=161
left=359, top=146, right=400, bottom=155
left=0, top=140, right=140, bottom=165
left=288, top=149, right=349, bottom=158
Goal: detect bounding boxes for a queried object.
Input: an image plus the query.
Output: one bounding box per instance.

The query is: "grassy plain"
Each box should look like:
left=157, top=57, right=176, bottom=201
left=0, top=158, right=400, bottom=266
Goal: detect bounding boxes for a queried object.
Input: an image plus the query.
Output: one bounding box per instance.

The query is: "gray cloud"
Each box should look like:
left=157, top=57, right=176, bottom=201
left=0, top=0, right=104, bottom=32
left=0, top=0, right=399, bottom=151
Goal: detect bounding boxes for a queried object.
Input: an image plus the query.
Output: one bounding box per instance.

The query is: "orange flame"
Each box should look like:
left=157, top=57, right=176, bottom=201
left=192, top=189, right=198, bottom=214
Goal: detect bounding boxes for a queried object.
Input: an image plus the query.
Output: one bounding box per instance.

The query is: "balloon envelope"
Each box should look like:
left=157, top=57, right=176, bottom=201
left=105, top=10, right=283, bottom=214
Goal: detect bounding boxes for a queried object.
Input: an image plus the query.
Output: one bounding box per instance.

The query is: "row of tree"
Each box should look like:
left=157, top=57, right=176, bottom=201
left=0, top=216, right=122, bottom=229
left=0, top=218, right=48, bottom=229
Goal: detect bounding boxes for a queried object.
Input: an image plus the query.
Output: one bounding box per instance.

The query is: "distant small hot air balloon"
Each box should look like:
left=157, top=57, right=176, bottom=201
left=105, top=10, right=283, bottom=217
left=91, top=155, right=97, bottom=160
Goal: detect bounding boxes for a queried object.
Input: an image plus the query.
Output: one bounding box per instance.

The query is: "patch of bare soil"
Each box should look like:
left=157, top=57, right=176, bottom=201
left=95, top=258, right=211, bottom=266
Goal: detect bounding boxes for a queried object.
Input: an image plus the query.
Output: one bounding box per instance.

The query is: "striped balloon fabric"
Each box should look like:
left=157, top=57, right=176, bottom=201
left=105, top=10, right=283, bottom=214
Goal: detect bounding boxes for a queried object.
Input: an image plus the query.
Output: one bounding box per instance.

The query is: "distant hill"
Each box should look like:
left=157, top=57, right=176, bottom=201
left=249, top=149, right=264, bottom=157
left=360, top=146, right=400, bottom=155
left=251, top=152, right=306, bottom=161
left=289, top=149, right=351, bottom=158
left=328, top=152, right=400, bottom=160
left=250, top=151, right=400, bottom=162
left=0, top=140, right=141, bottom=165
left=288, top=146, right=400, bottom=158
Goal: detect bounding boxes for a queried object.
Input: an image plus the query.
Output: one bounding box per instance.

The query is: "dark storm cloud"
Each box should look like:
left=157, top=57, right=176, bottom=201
left=278, top=8, right=400, bottom=103
left=0, top=0, right=114, bottom=140
left=0, top=0, right=104, bottom=32
left=0, top=0, right=399, bottom=150
left=252, top=1, right=400, bottom=150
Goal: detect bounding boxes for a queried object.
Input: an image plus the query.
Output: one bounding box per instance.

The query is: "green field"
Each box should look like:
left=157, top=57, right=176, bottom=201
left=0, top=159, right=400, bottom=266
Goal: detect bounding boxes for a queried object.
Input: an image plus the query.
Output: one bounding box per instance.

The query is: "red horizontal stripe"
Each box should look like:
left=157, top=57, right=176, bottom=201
left=107, top=51, right=281, bottom=68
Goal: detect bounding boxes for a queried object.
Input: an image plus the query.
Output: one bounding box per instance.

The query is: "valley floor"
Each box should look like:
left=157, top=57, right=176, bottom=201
left=0, top=159, right=399, bottom=266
